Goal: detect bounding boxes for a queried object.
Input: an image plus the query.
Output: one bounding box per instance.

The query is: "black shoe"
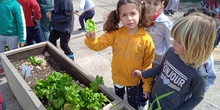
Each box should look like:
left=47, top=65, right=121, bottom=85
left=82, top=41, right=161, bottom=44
left=168, top=10, right=174, bottom=15
left=78, top=28, right=85, bottom=31
left=164, top=10, right=169, bottom=15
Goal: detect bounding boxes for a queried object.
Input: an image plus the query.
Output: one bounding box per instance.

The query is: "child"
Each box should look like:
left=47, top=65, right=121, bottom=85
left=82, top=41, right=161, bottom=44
left=0, top=93, right=6, bottom=110
left=84, top=0, right=155, bottom=109
left=210, top=0, right=219, bottom=12
left=138, top=0, right=173, bottom=107
left=18, top=0, right=44, bottom=45
left=37, top=0, right=54, bottom=41
left=164, top=0, right=179, bottom=15
left=46, top=0, right=75, bottom=60
left=183, top=8, right=220, bottom=90
left=74, top=0, right=95, bottom=31
left=132, top=12, right=217, bottom=110
left=0, top=0, right=26, bottom=75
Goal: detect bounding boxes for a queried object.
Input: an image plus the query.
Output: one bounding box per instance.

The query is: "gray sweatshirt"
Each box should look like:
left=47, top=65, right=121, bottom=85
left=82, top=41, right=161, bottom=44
left=142, top=47, right=208, bottom=110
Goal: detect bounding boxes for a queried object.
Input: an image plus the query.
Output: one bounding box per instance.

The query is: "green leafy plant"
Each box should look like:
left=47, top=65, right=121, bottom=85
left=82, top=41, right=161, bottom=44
left=85, top=19, right=97, bottom=32
left=28, top=56, right=43, bottom=65
left=34, top=72, right=118, bottom=110
left=148, top=91, right=174, bottom=110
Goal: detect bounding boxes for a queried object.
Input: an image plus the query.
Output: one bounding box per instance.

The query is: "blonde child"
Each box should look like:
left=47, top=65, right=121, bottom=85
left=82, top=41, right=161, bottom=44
left=84, top=0, right=155, bottom=109
left=132, top=12, right=217, bottom=109
left=138, top=0, right=173, bottom=107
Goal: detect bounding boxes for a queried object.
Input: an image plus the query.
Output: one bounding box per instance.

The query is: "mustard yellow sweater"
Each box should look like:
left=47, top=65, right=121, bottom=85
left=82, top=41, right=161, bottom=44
left=84, top=26, right=155, bottom=92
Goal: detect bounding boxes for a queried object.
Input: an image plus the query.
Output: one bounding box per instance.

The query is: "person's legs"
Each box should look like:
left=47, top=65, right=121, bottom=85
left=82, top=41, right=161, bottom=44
left=114, top=86, right=125, bottom=100
left=137, top=80, right=148, bottom=108
left=84, top=10, right=95, bottom=23
left=126, top=85, right=139, bottom=110
left=42, top=31, right=50, bottom=41
left=79, top=10, right=95, bottom=30
left=26, top=29, right=34, bottom=45
left=32, top=28, right=45, bottom=43
left=0, top=35, right=6, bottom=74
left=59, top=32, right=74, bottom=60
left=79, top=13, right=86, bottom=30
left=49, top=29, right=60, bottom=47
left=0, top=35, right=7, bottom=53
left=6, top=36, right=19, bottom=50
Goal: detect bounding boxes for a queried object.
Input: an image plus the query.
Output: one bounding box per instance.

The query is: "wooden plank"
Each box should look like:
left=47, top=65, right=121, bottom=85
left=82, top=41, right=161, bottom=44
left=0, top=53, right=45, bottom=110
left=109, top=101, right=135, bottom=110
left=0, top=42, right=123, bottom=110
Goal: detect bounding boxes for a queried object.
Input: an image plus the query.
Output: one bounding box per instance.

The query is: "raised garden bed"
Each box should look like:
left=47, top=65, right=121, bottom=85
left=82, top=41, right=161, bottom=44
left=0, top=42, right=132, bottom=110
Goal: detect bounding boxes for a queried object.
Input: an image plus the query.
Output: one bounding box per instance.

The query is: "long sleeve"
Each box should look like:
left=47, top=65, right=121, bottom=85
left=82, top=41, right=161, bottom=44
left=14, top=5, right=26, bottom=43
left=204, top=54, right=216, bottom=90
left=77, top=0, right=85, bottom=12
left=84, top=32, right=115, bottom=51
left=141, top=37, right=155, bottom=92
left=141, top=64, right=163, bottom=78
left=31, top=0, right=41, bottom=20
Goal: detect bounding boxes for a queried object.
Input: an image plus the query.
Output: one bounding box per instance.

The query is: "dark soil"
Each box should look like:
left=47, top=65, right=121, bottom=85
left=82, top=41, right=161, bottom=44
left=10, top=52, right=67, bottom=89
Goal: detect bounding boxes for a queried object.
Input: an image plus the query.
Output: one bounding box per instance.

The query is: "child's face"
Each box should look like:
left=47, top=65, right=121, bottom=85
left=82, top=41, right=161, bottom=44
left=119, top=3, right=140, bottom=32
left=144, top=0, right=164, bottom=21
left=172, top=39, right=185, bottom=57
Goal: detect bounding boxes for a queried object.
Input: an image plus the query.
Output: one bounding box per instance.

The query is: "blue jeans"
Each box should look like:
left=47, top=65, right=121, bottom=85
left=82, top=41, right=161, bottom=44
left=26, top=21, right=45, bottom=45
left=79, top=10, right=95, bottom=29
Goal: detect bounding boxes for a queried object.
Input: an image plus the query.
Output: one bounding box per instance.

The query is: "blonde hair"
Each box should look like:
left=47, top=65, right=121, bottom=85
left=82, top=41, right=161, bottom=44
left=171, top=12, right=217, bottom=68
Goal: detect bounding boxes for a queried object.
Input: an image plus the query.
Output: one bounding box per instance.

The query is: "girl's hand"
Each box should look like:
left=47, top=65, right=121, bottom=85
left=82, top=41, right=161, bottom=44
left=131, top=69, right=142, bottom=77
left=85, top=32, right=96, bottom=38
left=143, top=92, right=149, bottom=99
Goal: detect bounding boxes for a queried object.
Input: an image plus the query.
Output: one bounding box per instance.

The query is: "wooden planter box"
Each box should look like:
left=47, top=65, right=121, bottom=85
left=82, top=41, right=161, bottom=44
left=0, top=42, right=128, bottom=110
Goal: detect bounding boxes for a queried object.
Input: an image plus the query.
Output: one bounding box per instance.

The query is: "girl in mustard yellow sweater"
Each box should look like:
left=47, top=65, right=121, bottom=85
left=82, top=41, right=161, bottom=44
left=84, top=0, right=155, bottom=109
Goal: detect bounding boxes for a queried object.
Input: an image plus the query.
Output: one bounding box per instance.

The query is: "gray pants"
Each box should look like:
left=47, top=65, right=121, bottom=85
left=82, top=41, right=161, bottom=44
left=0, top=35, right=19, bottom=69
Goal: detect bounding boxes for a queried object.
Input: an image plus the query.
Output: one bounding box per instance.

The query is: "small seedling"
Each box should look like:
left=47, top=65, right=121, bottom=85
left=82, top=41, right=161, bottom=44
left=28, top=56, right=43, bottom=66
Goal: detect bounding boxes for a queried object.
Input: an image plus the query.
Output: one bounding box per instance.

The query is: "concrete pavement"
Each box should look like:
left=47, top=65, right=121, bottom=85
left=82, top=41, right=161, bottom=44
left=0, top=0, right=219, bottom=110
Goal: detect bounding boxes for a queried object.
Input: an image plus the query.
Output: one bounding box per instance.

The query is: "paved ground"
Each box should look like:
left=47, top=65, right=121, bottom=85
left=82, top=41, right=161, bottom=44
left=0, top=0, right=219, bottom=110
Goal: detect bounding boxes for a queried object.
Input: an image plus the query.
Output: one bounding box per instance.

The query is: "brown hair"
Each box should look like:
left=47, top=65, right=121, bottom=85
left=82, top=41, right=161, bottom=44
left=141, top=0, right=169, bottom=27
left=103, top=0, right=143, bottom=32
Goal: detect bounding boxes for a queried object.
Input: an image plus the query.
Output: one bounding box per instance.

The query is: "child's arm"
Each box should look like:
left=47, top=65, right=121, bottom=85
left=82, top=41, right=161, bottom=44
left=132, top=64, right=163, bottom=78
left=14, top=3, right=26, bottom=43
left=84, top=31, right=115, bottom=51
left=204, top=55, right=216, bottom=90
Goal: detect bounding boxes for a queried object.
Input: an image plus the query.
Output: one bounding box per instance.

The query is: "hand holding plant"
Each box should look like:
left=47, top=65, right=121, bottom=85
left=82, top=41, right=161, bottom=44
left=85, top=19, right=97, bottom=38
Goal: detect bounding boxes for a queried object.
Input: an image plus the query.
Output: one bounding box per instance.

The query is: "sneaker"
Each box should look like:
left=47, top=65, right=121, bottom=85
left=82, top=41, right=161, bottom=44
left=78, top=28, right=86, bottom=31
left=67, top=54, right=74, bottom=61
left=164, top=10, right=169, bottom=15
left=168, top=10, right=174, bottom=15
left=215, top=8, right=220, bottom=13
left=0, top=69, right=4, bottom=76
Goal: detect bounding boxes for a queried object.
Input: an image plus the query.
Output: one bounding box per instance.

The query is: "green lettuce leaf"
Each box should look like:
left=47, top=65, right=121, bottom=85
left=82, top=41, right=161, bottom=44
left=85, top=19, right=97, bottom=32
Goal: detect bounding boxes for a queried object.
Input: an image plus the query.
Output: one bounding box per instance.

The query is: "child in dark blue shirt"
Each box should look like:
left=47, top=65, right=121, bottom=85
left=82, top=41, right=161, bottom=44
left=132, top=12, right=217, bottom=110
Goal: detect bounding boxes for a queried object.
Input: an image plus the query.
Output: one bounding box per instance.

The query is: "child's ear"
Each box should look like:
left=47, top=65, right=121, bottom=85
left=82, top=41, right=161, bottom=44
left=161, top=1, right=165, bottom=10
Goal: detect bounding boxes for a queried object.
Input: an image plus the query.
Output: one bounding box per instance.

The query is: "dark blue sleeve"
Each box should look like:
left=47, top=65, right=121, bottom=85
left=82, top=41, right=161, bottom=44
left=141, top=64, right=163, bottom=78
left=51, top=1, right=73, bottom=22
